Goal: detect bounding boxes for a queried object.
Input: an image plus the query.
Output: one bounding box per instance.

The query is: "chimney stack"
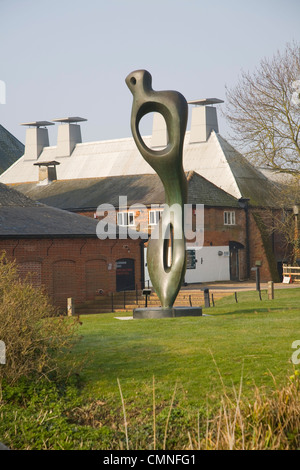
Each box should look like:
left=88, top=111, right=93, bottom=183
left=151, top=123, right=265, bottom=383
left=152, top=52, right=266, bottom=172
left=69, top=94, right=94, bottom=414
left=34, top=160, right=60, bottom=185
left=52, top=117, right=87, bottom=157
left=151, top=112, right=168, bottom=148
left=188, top=99, right=224, bottom=143
left=21, top=121, right=54, bottom=160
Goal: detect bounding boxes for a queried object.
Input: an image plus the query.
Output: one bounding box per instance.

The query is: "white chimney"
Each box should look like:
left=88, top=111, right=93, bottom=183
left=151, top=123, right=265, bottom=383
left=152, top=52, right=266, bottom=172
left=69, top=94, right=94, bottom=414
left=52, top=117, right=87, bottom=157
left=21, top=121, right=54, bottom=160
left=188, top=98, right=224, bottom=143
left=34, top=160, right=60, bottom=185
left=151, top=112, right=168, bottom=148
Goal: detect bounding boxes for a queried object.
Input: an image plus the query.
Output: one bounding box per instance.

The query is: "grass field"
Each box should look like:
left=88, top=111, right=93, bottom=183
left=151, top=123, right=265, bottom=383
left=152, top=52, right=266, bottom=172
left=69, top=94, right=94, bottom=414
left=1, top=287, right=299, bottom=450
left=72, top=287, right=300, bottom=406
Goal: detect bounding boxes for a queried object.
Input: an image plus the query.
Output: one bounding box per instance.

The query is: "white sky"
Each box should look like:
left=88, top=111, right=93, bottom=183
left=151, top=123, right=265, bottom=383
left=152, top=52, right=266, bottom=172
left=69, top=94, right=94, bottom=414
left=0, top=0, right=299, bottom=146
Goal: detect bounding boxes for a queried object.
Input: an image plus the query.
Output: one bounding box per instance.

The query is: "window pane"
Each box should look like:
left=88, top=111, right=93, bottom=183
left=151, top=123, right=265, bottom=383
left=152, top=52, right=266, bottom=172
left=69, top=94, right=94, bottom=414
left=128, top=212, right=134, bottom=225
left=224, top=211, right=235, bottom=225
left=149, top=211, right=154, bottom=225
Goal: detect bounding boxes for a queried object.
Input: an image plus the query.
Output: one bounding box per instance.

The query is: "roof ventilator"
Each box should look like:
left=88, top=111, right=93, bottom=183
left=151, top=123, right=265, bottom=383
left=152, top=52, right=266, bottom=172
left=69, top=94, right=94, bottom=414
left=52, top=117, right=87, bottom=157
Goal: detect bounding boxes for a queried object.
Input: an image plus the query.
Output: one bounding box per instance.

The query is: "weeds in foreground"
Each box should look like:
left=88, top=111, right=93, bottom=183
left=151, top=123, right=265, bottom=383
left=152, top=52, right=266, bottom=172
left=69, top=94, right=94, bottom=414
left=116, top=365, right=300, bottom=450
left=0, top=367, right=299, bottom=450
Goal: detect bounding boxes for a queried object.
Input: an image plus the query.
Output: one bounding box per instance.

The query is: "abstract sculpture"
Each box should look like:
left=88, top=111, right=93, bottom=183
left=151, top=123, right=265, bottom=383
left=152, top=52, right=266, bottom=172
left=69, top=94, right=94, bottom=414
left=126, top=70, right=202, bottom=318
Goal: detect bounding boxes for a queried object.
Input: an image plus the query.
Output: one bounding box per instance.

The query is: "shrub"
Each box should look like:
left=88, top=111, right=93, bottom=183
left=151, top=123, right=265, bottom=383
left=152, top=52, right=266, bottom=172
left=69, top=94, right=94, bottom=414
left=0, top=254, right=79, bottom=383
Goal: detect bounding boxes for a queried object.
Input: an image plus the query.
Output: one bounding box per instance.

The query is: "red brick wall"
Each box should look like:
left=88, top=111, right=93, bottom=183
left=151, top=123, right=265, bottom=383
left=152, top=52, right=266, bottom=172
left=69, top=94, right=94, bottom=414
left=75, top=205, right=282, bottom=282
left=0, top=237, right=142, bottom=308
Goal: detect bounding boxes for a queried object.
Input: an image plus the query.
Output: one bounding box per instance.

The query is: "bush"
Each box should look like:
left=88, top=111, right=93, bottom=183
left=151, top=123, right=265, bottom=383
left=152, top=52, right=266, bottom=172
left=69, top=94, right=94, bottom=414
left=0, top=254, right=79, bottom=383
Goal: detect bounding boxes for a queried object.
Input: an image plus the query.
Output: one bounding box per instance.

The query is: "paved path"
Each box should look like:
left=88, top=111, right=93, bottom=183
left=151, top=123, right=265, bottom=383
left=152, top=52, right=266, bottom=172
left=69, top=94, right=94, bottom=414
left=182, top=281, right=300, bottom=292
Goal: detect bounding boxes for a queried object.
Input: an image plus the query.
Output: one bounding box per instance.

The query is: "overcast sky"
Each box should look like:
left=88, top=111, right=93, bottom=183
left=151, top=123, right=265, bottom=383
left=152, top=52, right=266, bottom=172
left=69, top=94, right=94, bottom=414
left=1, top=0, right=299, bottom=146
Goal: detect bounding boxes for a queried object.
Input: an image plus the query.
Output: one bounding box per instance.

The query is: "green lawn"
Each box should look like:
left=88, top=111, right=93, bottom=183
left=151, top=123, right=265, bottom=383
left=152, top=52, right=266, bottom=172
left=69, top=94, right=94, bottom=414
left=1, top=287, right=299, bottom=450
left=71, top=287, right=300, bottom=409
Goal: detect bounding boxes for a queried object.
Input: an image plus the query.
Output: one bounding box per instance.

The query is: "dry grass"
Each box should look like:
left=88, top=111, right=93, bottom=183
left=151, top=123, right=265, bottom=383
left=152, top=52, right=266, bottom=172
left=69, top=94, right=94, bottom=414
left=114, top=365, right=300, bottom=450
left=190, top=368, right=300, bottom=450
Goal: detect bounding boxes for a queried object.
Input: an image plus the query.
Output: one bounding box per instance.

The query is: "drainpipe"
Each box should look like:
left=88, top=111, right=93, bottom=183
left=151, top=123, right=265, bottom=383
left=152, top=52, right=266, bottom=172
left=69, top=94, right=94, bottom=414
left=238, top=198, right=250, bottom=279
left=140, top=239, right=146, bottom=289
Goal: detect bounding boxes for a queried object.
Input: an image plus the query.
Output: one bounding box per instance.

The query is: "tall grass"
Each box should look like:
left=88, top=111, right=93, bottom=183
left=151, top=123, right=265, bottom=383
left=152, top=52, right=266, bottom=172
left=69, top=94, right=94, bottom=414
left=116, top=368, right=300, bottom=450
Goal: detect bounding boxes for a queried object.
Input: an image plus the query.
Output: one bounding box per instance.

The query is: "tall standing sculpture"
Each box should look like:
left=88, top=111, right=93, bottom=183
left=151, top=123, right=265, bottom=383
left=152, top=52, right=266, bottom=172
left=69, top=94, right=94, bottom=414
left=126, top=70, right=202, bottom=318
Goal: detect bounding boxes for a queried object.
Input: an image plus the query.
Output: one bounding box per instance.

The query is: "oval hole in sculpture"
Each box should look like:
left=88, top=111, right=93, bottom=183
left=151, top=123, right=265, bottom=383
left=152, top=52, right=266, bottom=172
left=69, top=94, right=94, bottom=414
left=163, top=223, right=174, bottom=272
left=138, top=112, right=169, bottom=151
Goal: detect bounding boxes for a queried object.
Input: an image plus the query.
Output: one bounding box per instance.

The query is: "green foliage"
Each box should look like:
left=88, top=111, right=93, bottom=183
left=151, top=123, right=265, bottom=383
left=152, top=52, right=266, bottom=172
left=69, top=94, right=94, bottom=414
left=0, top=377, right=117, bottom=450
left=0, top=254, right=79, bottom=383
left=0, top=287, right=299, bottom=449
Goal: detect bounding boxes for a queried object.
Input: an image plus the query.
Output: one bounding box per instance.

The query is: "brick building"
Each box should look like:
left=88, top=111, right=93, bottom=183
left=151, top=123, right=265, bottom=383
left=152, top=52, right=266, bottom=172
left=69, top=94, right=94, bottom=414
left=0, top=183, right=142, bottom=308
left=0, top=105, right=287, bottom=283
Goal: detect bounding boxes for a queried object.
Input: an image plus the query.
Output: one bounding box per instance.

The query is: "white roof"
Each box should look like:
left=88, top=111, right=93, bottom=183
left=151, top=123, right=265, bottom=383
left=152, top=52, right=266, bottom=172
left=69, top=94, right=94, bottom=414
left=0, top=129, right=273, bottom=201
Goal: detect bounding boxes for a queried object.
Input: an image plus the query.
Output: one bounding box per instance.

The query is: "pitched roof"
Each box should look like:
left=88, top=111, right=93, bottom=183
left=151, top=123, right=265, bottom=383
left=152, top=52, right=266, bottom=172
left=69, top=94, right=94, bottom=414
left=0, top=182, right=100, bottom=237
left=187, top=171, right=239, bottom=207
left=11, top=171, right=239, bottom=212
left=0, top=124, right=24, bottom=174
left=214, top=134, right=279, bottom=206
left=11, top=174, right=165, bottom=211
left=0, top=126, right=279, bottom=207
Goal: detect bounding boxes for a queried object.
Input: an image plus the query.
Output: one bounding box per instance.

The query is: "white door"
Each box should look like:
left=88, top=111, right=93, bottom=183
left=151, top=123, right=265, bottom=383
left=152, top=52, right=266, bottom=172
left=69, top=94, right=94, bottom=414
left=144, top=246, right=230, bottom=286
left=184, top=246, right=230, bottom=283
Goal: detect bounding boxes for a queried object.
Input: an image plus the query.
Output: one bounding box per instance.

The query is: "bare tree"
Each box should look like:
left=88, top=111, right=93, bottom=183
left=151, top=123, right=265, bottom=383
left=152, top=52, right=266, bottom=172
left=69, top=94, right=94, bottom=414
left=224, top=42, right=300, bottom=175
left=261, top=176, right=300, bottom=265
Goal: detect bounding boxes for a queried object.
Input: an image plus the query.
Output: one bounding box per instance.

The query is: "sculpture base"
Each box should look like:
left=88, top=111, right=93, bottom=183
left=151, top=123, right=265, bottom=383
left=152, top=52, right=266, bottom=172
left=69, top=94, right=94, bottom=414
left=133, top=306, right=202, bottom=319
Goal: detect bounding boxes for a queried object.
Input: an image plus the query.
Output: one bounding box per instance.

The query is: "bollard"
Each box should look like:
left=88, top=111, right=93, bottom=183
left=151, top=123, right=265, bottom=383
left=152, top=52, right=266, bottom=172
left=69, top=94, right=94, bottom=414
left=204, top=288, right=210, bottom=308
left=268, top=281, right=274, bottom=300
left=111, top=292, right=114, bottom=312
left=142, top=288, right=152, bottom=308
left=67, top=297, right=74, bottom=316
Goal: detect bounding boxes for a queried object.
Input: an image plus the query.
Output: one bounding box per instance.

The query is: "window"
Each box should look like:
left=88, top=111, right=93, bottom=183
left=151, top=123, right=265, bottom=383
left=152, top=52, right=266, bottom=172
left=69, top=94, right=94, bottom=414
left=149, top=210, right=163, bottom=225
left=117, top=211, right=135, bottom=226
left=224, top=211, right=236, bottom=225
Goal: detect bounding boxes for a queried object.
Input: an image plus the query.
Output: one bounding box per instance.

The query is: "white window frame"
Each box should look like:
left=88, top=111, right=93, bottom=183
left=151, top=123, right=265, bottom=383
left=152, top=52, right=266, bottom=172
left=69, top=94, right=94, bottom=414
left=224, top=211, right=236, bottom=226
left=149, top=209, right=163, bottom=226
left=117, top=211, right=135, bottom=226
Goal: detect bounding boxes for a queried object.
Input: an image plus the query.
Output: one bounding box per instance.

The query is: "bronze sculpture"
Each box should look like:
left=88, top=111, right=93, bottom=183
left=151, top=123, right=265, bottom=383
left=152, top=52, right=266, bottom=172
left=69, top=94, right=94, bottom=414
left=126, top=70, right=202, bottom=318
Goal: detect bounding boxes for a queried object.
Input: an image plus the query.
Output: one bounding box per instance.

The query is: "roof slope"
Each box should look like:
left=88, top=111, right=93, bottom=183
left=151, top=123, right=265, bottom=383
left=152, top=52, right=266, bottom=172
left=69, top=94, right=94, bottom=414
left=214, top=134, right=279, bottom=206
left=0, top=126, right=279, bottom=207
left=12, top=171, right=239, bottom=211
left=0, top=124, right=24, bottom=174
left=187, top=171, right=239, bottom=207
left=0, top=182, right=99, bottom=237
